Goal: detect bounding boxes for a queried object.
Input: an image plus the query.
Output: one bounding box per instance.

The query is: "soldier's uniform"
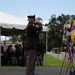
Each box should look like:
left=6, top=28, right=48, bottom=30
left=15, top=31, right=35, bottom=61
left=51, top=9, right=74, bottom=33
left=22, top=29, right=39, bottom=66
left=25, top=15, right=42, bottom=75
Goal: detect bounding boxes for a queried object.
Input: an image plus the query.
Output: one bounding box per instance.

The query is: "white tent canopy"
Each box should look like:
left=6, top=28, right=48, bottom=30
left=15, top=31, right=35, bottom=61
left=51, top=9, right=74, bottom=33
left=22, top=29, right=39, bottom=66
left=0, top=12, right=27, bottom=25
left=0, top=11, right=49, bottom=66
left=0, top=11, right=49, bottom=34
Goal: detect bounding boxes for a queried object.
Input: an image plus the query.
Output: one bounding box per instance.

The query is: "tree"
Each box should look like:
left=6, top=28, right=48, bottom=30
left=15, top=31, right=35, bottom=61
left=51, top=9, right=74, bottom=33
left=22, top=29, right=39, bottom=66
left=47, top=14, right=72, bottom=51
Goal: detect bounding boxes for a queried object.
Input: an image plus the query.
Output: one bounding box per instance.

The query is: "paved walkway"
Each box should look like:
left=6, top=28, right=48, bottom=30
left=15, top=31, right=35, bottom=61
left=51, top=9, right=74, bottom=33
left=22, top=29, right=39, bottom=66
left=0, top=67, right=69, bottom=75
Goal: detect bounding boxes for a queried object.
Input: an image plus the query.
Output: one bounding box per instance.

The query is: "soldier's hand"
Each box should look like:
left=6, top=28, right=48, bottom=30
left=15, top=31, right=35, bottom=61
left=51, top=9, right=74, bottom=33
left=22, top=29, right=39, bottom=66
left=34, top=19, right=40, bottom=24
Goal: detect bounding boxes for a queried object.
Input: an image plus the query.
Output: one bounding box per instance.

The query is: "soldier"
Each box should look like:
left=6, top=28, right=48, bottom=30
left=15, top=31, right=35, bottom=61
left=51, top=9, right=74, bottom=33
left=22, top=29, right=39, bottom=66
left=25, top=15, right=42, bottom=75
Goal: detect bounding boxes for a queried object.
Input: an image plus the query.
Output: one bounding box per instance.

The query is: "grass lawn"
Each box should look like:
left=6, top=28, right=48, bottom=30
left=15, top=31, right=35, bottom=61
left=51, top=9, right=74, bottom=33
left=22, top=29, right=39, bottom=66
left=42, top=53, right=75, bottom=68
left=42, top=53, right=63, bottom=68
left=0, top=53, right=69, bottom=68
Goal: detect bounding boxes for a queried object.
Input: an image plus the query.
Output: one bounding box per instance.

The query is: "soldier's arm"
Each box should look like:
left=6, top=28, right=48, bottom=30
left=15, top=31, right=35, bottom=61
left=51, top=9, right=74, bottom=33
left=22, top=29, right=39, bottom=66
left=30, top=23, right=42, bottom=31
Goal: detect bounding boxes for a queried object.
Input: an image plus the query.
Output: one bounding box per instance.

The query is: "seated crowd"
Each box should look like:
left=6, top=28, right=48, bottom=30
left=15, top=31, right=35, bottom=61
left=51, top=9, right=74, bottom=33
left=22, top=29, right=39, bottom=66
left=1, top=41, right=45, bottom=66
left=1, top=44, right=24, bottom=66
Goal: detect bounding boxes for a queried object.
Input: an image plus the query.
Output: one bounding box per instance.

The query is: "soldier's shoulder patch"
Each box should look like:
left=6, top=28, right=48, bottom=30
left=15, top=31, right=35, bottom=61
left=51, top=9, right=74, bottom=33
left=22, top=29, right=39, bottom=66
left=32, top=24, right=35, bottom=26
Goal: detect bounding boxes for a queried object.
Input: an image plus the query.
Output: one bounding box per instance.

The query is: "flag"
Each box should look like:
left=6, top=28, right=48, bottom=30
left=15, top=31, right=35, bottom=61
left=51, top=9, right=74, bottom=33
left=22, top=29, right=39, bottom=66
left=68, top=43, right=73, bottom=63
left=71, top=20, right=75, bottom=31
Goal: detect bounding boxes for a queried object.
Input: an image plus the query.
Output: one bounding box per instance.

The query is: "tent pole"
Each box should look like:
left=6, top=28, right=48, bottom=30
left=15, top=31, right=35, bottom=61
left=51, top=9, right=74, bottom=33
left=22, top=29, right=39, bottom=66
left=0, top=27, right=1, bottom=66
left=44, top=32, right=48, bottom=66
left=46, top=32, right=48, bottom=53
left=5, top=36, right=6, bottom=41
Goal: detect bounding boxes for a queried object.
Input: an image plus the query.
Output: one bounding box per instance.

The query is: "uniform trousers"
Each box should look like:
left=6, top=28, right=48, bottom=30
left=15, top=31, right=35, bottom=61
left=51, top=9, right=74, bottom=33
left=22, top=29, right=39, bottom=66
left=26, top=50, right=37, bottom=75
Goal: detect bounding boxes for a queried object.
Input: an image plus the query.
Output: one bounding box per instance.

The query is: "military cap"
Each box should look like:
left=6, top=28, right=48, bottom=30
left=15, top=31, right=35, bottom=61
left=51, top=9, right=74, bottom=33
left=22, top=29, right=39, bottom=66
left=27, top=15, right=35, bottom=19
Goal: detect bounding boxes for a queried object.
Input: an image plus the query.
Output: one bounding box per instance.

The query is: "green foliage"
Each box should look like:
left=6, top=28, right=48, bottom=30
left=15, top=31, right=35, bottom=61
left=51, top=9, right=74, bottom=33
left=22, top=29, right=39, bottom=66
left=46, top=14, right=75, bottom=51
left=48, top=42, right=53, bottom=51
